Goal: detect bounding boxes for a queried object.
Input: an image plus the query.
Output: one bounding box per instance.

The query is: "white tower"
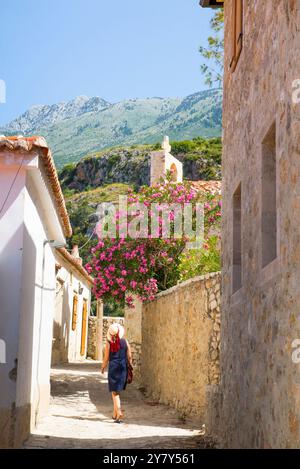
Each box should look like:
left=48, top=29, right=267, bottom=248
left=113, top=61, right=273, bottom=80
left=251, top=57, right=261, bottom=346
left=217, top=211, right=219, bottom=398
left=150, top=136, right=183, bottom=186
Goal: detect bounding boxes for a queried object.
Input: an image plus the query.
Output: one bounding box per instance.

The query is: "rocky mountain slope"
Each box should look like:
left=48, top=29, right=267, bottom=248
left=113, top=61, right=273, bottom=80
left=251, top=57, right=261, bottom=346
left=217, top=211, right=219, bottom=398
left=1, top=89, right=222, bottom=168
left=60, top=137, right=222, bottom=193
left=2, top=96, right=110, bottom=133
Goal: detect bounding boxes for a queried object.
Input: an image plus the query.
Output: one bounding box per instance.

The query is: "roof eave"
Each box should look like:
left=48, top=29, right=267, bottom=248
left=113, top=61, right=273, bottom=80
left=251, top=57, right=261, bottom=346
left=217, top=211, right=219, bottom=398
left=200, top=0, right=224, bottom=7
left=0, top=136, right=72, bottom=238
left=56, top=248, right=94, bottom=286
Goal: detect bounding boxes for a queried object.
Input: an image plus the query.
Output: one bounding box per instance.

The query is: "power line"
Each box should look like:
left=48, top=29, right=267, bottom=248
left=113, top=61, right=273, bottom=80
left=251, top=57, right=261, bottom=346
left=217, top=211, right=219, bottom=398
left=65, top=226, right=97, bottom=252
left=0, top=156, right=24, bottom=216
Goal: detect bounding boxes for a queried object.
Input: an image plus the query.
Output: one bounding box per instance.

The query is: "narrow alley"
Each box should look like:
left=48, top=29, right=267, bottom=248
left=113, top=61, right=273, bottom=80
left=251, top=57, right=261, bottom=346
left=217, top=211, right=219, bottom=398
left=24, top=362, right=214, bottom=449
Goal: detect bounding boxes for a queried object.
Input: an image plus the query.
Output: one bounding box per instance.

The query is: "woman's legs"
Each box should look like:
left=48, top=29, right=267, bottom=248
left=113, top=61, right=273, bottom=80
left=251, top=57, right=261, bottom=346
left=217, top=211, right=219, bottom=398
left=112, top=391, right=122, bottom=420
left=111, top=392, right=117, bottom=418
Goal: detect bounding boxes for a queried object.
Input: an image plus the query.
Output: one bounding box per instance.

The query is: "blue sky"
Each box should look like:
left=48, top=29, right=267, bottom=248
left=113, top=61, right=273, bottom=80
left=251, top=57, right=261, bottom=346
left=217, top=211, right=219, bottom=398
left=0, top=0, right=214, bottom=125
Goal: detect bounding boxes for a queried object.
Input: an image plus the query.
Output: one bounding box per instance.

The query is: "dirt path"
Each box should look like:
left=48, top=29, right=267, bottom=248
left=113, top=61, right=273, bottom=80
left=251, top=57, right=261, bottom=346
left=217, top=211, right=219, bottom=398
left=24, top=361, right=213, bottom=449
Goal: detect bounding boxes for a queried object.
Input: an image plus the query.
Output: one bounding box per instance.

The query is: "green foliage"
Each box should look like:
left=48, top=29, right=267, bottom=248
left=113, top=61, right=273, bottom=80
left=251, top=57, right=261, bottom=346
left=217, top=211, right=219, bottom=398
left=107, top=153, right=121, bottom=169
left=199, top=10, right=224, bottom=88
left=65, top=183, right=133, bottom=266
left=103, top=301, right=125, bottom=318
left=66, top=197, right=96, bottom=263
left=59, top=162, right=76, bottom=185
left=62, top=187, right=76, bottom=198
left=178, top=236, right=221, bottom=282
left=171, top=137, right=222, bottom=163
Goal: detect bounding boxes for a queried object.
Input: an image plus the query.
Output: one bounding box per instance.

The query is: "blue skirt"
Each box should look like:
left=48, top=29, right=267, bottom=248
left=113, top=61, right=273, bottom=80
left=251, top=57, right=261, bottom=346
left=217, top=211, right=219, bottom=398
left=108, top=338, right=128, bottom=392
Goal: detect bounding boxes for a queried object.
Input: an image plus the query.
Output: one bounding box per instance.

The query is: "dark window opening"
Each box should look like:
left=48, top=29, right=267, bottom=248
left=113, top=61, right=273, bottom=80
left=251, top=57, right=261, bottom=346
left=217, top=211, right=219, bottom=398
left=232, top=183, right=242, bottom=293
left=262, top=122, right=277, bottom=267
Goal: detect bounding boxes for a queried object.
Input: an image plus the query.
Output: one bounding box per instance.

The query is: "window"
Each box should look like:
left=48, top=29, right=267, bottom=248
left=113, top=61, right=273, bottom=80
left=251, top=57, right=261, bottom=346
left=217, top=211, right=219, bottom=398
left=80, top=300, right=88, bottom=356
left=230, top=0, right=243, bottom=72
left=170, top=163, right=178, bottom=182
left=232, top=184, right=242, bottom=293
left=71, top=294, right=78, bottom=331
left=262, top=122, right=277, bottom=268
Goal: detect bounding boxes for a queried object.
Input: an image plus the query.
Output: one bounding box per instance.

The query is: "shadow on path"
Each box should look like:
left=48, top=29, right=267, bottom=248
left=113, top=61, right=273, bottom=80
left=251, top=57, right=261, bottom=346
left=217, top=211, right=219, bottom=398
left=24, top=361, right=214, bottom=449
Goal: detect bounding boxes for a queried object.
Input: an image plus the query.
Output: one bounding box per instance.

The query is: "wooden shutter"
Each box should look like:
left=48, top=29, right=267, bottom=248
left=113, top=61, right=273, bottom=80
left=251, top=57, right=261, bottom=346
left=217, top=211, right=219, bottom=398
left=80, top=300, right=88, bottom=356
left=230, top=0, right=243, bottom=72
left=72, top=295, right=78, bottom=331
left=235, top=0, right=243, bottom=62
left=230, top=0, right=237, bottom=71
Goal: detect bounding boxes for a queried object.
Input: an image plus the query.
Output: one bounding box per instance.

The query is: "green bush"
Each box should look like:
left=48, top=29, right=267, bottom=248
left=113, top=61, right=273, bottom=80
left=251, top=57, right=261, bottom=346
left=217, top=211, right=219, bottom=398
left=178, top=236, right=221, bottom=282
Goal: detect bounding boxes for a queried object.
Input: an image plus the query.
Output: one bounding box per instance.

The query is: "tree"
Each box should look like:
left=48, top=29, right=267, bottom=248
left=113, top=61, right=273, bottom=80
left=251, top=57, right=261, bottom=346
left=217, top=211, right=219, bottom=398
left=199, top=9, right=224, bottom=88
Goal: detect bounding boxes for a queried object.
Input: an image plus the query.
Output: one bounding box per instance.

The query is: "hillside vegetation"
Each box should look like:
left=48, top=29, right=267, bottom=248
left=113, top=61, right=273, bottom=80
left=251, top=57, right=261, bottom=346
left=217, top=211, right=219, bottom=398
left=61, top=137, right=222, bottom=265
left=60, top=137, right=222, bottom=193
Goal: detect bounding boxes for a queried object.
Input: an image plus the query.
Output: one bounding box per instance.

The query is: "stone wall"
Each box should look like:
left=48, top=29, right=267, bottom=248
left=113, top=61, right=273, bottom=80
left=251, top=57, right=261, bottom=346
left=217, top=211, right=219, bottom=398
left=87, top=317, right=101, bottom=360
left=218, top=0, right=300, bottom=448
left=87, top=301, right=103, bottom=361
left=141, top=272, right=221, bottom=419
left=124, top=297, right=142, bottom=383
left=102, top=316, right=125, bottom=348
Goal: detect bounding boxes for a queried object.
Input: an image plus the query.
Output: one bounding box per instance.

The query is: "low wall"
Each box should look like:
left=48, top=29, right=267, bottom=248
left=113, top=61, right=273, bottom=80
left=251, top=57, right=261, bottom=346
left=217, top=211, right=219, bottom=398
left=89, top=314, right=125, bottom=361
left=124, top=297, right=142, bottom=383
left=141, top=272, right=221, bottom=419
left=87, top=317, right=102, bottom=360
left=87, top=301, right=103, bottom=361
left=102, top=316, right=125, bottom=347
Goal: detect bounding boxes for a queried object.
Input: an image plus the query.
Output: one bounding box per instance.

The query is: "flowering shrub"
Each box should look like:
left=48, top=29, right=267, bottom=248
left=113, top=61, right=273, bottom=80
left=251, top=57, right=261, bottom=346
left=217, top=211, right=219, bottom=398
left=178, top=235, right=221, bottom=281
left=86, top=175, right=221, bottom=307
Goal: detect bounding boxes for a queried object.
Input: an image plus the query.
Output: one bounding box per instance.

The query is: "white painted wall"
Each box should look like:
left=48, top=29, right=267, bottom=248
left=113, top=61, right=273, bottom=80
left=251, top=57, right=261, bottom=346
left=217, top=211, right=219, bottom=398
left=54, top=256, right=91, bottom=364
left=0, top=151, right=66, bottom=446
left=0, top=166, right=26, bottom=413
left=150, top=150, right=183, bottom=186
left=17, top=173, right=58, bottom=426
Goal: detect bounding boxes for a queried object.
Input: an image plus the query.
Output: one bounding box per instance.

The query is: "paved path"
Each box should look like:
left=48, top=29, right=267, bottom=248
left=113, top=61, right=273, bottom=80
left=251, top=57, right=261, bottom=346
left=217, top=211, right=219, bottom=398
left=24, top=361, right=213, bottom=449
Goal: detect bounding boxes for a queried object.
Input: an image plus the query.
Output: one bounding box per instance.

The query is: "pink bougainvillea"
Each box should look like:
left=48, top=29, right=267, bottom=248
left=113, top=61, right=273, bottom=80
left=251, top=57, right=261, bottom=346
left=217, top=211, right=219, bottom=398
left=86, top=176, right=221, bottom=307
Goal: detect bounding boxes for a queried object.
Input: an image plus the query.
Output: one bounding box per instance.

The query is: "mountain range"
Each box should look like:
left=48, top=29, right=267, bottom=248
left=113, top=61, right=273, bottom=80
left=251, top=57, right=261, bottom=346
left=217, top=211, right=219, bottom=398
left=0, top=89, right=222, bottom=168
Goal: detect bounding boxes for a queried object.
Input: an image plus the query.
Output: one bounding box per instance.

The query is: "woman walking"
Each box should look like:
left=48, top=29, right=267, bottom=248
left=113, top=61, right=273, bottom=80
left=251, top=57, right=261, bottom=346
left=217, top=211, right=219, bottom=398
left=101, top=323, right=132, bottom=423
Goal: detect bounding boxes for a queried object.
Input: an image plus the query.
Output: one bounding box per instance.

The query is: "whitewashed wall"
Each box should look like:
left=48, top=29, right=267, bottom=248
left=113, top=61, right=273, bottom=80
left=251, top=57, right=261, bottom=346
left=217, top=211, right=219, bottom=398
left=0, top=165, right=26, bottom=448
left=54, top=255, right=91, bottom=364
left=0, top=153, right=66, bottom=447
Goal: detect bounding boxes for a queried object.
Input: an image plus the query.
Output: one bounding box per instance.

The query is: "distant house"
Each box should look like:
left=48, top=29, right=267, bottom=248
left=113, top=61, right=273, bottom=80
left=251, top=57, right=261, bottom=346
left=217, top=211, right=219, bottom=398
left=0, top=136, right=92, bottom=448
left=53, top=246, right=93, bottom=365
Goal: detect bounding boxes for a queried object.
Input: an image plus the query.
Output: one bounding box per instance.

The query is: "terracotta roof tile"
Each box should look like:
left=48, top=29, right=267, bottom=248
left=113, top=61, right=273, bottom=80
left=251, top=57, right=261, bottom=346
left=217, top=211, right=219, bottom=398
left=56, top=247, right=94, bottom=285
left=189, top=180, right=221, bottom=195
left=0, top=135, right=72, bottom=237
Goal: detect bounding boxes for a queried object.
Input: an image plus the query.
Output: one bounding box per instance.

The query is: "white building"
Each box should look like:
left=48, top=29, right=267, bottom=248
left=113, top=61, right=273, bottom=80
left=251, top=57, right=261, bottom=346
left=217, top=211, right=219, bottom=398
left=150, top=136, right=183, bottom=186
left=0, top=136, right=74, bottom=447
left=53, top=246, right=93, bottom=365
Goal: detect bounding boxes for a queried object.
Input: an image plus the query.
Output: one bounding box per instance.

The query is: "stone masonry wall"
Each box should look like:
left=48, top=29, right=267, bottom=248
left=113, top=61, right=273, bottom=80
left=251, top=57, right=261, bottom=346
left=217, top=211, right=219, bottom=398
left=87, top=317, right=101, bottom=360
left=141, top=272, right=221, bottom=419
left=124, top=297, right=142, bottom=383
left=102, top=316, right=125, bottom=355
left=87, top=301, right=103, bottom=361
left=219, top=0, right=300, bottom=448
